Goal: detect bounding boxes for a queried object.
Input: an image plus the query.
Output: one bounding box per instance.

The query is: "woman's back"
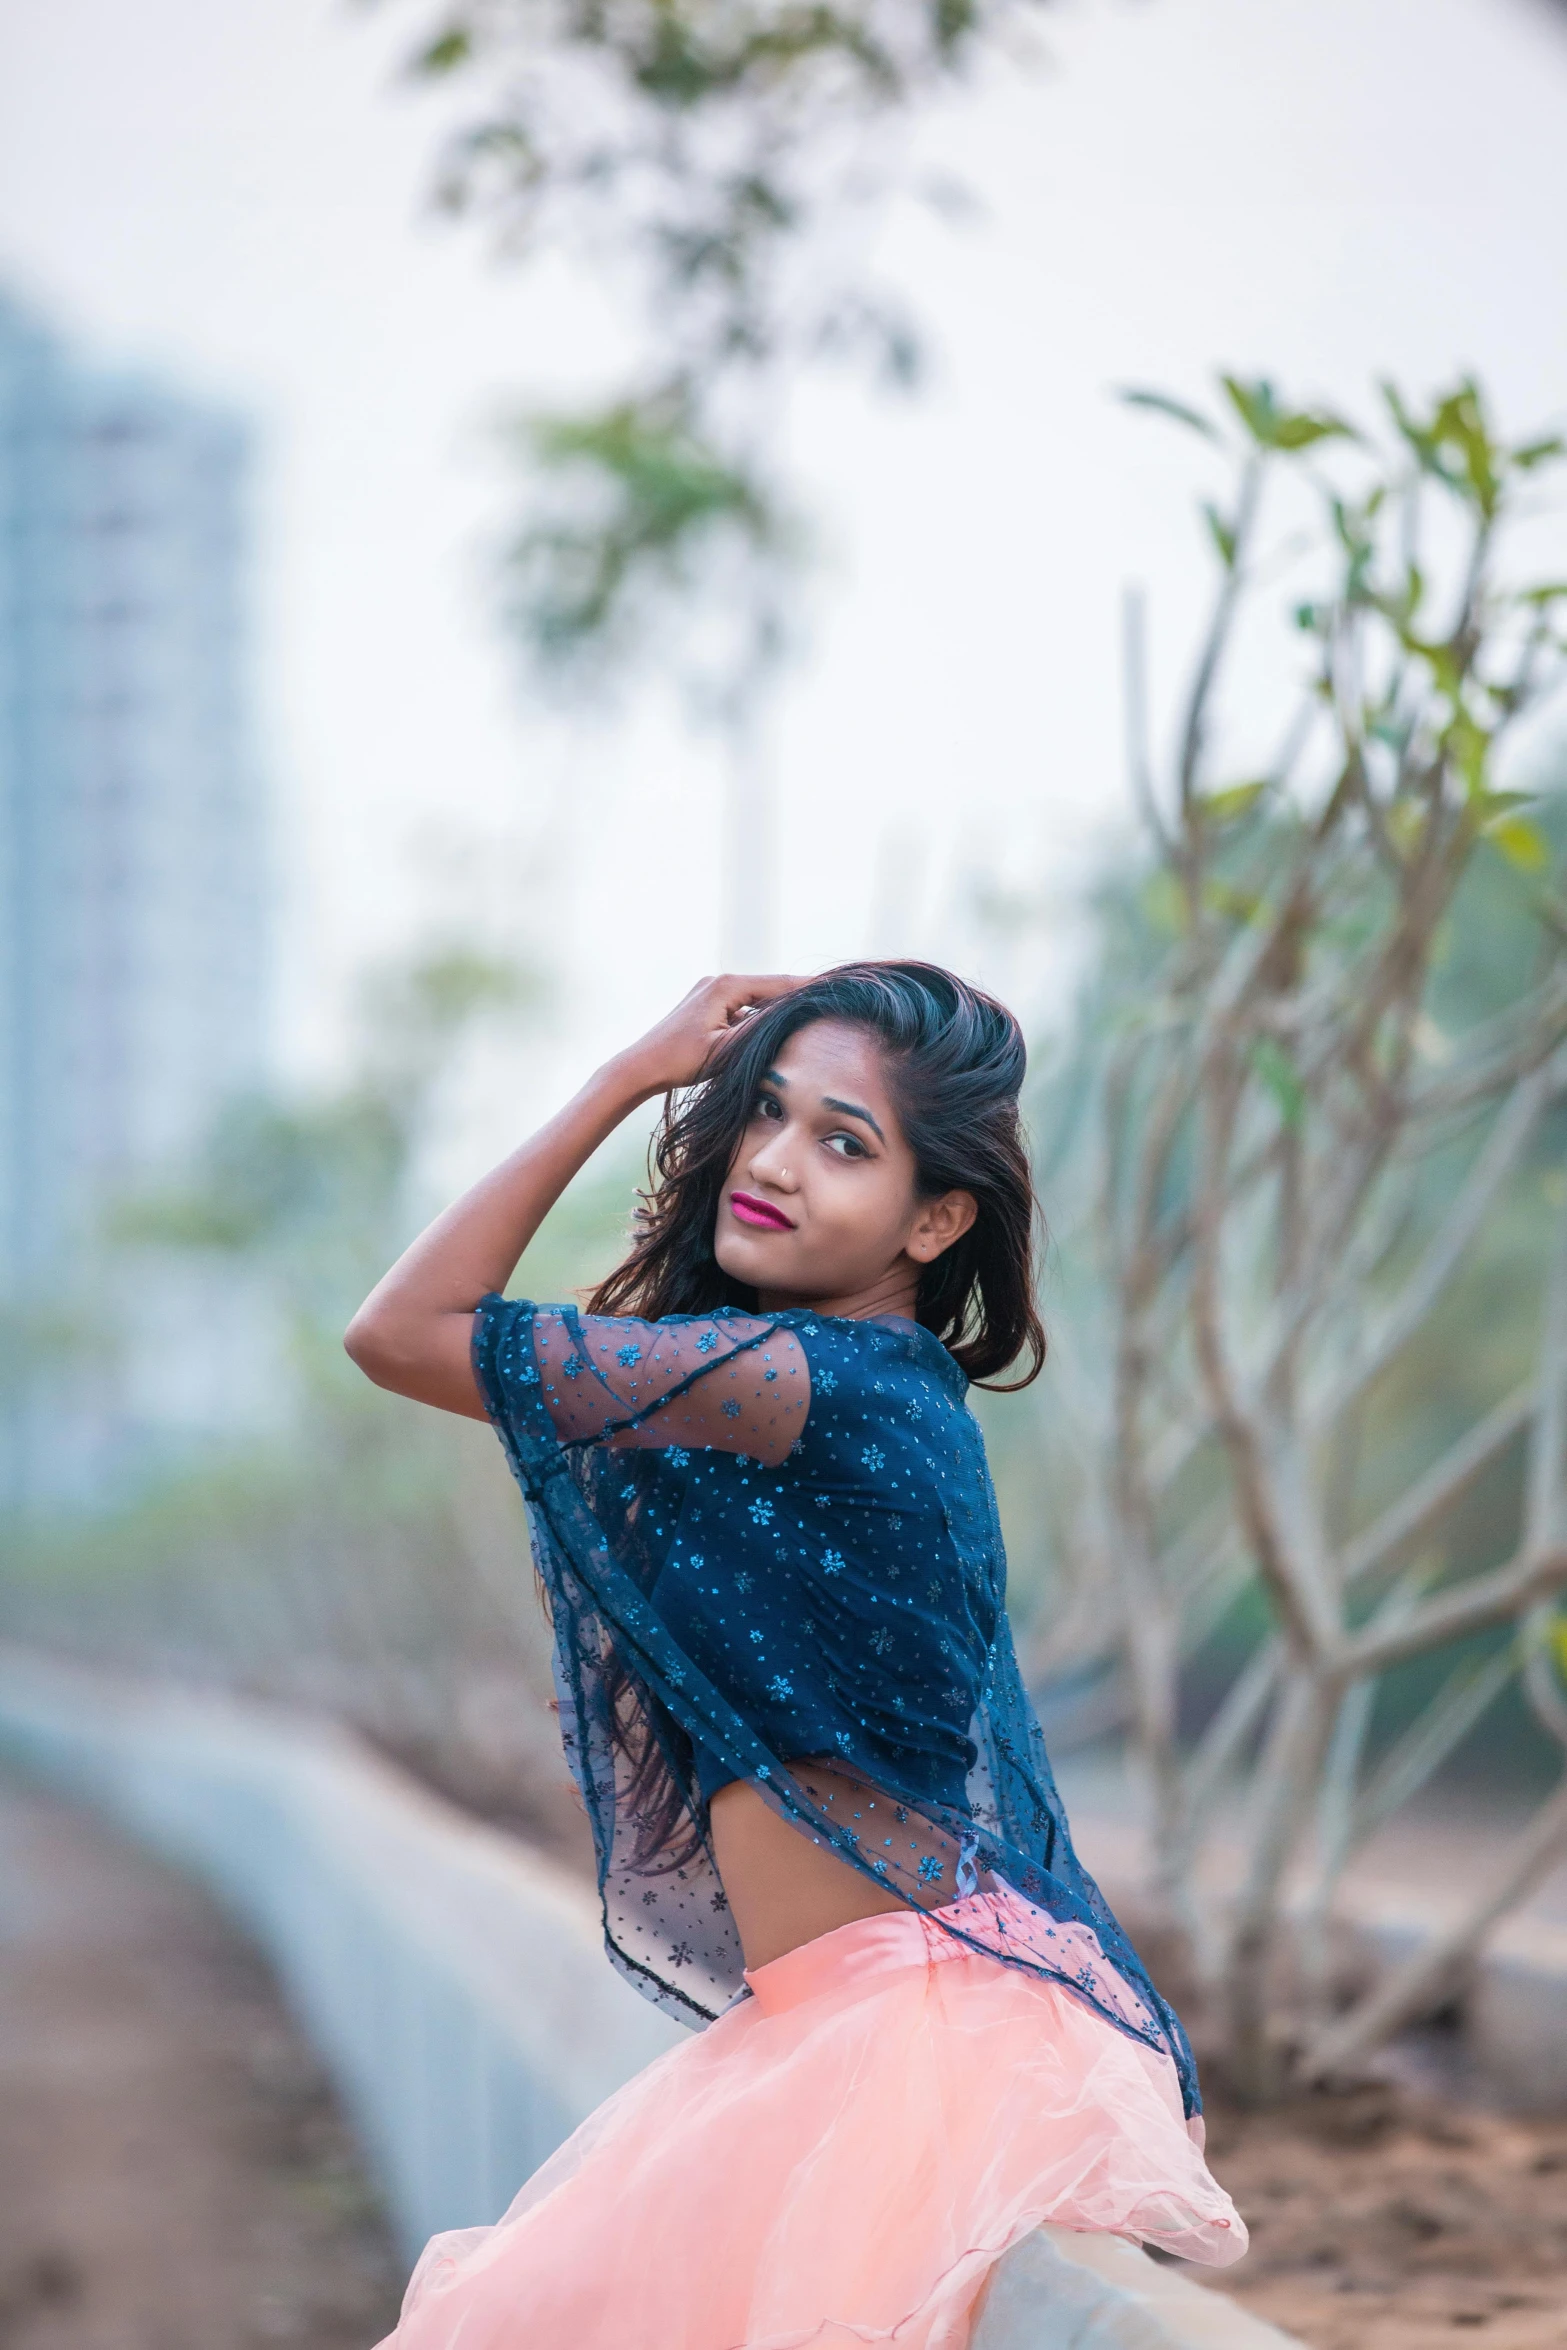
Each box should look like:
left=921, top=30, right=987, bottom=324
left=484, top=1300, right=1006, bottom=1965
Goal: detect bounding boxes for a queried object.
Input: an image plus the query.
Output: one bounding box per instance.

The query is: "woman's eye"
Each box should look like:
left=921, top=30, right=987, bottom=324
left=754, top=1093, right=784, bottom=1122
left=825, top=1132, right=869, bottom=1160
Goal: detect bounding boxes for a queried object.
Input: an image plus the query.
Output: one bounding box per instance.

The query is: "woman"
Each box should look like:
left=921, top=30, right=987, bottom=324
left=346, top=961, right=1244, bottom=2350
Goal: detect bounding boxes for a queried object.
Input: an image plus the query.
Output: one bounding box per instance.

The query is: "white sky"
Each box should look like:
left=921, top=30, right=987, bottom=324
left=3, top=0, right=1567, bottom=1135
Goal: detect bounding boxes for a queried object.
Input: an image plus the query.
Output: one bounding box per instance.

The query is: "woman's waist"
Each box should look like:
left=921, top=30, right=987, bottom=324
left=707, top=1761, right=977, bottom=1970
left=742, top=1886, right=1022, bottom=2016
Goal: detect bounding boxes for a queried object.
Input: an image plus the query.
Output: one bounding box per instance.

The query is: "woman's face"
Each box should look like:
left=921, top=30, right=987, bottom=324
left=713, top=1019, right=975, bottom=1314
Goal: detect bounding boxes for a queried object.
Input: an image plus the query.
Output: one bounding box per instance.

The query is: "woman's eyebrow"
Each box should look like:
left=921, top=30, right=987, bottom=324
left=822, top=1094, right=885, bottom=1142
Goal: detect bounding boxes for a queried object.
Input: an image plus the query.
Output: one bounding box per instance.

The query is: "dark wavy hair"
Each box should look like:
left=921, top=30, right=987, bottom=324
left=587, top=960, right=1045, bottom=1390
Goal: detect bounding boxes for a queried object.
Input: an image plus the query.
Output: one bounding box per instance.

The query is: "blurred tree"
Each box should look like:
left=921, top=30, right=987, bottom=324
left=386, top=0, right=1051, bottom=714
left=112, top=946, right=536, bottom=1393
left=1022, top=372, right=1567, bottom=2099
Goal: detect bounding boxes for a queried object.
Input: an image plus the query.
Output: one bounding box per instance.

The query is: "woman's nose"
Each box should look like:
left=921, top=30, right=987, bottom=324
left=747, top=1124, right=798, bottom=1188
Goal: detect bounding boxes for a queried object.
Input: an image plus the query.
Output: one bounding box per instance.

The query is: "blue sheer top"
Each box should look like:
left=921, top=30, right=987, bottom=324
left=473, top=1294, right=1201, bottom=2117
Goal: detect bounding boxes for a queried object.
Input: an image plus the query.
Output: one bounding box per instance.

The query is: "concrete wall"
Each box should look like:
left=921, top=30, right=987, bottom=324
left=0, top=1645, right=679, bottom=2255
left=0, top=1646, right=1298, bottom=2348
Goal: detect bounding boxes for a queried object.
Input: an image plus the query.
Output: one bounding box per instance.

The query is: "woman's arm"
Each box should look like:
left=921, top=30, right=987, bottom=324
left=344, top=973, right=798, bottom=1419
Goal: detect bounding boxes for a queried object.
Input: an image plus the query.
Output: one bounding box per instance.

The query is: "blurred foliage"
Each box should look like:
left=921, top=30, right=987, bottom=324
left=500, top=388, right=801, bottom=714
left=994, top=372, right=1567, bottom=2091
left=385, top=0, right=1052, bottom=707
left=0, top=944, right=631, bottom=1853
left=109, top=948, right=537, bottom=1391
left=1011, top=373, right=1567, bottom=1800
left=1177, top=819, right=1567, bottom=1785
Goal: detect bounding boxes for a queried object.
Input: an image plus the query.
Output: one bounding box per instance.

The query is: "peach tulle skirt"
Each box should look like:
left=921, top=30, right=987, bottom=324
left=377, top=1889, right=1246, bottom=2350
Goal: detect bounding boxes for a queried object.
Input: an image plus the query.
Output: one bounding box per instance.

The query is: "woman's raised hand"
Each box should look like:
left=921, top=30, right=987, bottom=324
left=345, top=971, right=804, bottom=1421
left=615, top=974, right=804, bottom=1098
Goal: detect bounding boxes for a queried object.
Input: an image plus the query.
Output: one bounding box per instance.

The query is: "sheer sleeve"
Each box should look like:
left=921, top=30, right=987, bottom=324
left=532, top=1307, right=808, bottom=1469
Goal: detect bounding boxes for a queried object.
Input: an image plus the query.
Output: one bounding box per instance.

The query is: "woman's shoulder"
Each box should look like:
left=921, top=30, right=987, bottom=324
left=772, top=1310, right=969, bottom=1406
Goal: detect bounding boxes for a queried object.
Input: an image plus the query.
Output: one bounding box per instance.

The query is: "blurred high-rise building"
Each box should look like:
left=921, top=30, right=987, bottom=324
left=0, top=291, right=269, bottom=1502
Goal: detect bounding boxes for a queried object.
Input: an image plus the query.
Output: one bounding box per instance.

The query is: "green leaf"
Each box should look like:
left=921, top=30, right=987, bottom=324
left=1545, top=1609, right=1567, bottom=1687
left=1522, top=582, right=1567, bottom=606
left=496, top=388, right=802, bottom=702
left=1485, top=814, right=1551, bottom=873
left=1202, top=501, right=1237, bottom=567
left=1221, top=375, right=1279, bottom=442
left=1142, top=869, right=1189, bottom=938
left=1430, top=380, right=1501, bottom=517
left=1512, top=436, right=1565, bottom=472
left=1400, top=628, right=1461, bottom=697
left=1250, top=1038, right=1306, bottom=1128
left=1383, top=381, right=1441, bottom=471
left=1221, top=375, right=1353, bottom=452
left=1384, top=378, right=1501, bottom=510
left=1194, top=780, right=1267, bottom=826
left=1387, top=560, right=1425, bottom=624
left=1272, top=413, right=1356, bottom=450
left=1120, top=389, right=1220, bottom=440
left=415, top=26, right=472, bottom=73
left=1445, top=708, right=1491, bottom=794
left=1203, top=879, right=1263, bottom=923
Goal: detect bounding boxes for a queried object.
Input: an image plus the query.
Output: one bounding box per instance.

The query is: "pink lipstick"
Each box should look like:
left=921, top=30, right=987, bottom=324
left=729, top=1190, right=796, bottom=1233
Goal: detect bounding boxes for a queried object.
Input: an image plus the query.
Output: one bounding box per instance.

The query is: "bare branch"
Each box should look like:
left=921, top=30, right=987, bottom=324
left=1300, top=1770, right=1567, bottom=2083
left=1185, top=1639, right=1281, bottom=1830
left=1524, top=1198, right=1567, bottom=1554
left=1189, top=1052, right=1340, bottom=1662
left=1177, top=454, right=1264, bottom=818
left=1410, top=985, right=1567, bottom=1123
left=1120, top=583, right=1171, bottom=857
left=1342, top=1541, right=1567, bottom=1678
left=1326, top=1057, right=1559, bottom=1426
left=1335, top=1385, right=1534, bottom=1587
left=1348, top=1641, right=1517, bottom=1848
left=1225, top=1672, right=1338, bottom=2088
left=1314, top=1673, right=1377, bottom=1877
left=1346, top=1199, right=1567, bottom=1673
left=1069, top=371, right=1567, bottom=2091
left=1266, top=691, right=1321, bottom=798
left=1295, top=1671, right=1380, bottom=2008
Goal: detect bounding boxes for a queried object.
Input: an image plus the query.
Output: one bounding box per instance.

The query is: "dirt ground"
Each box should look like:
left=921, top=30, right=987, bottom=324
left=1196, top=2083, right=1567, bottom=2348
left=0, top=1774, right=404, bottom=2350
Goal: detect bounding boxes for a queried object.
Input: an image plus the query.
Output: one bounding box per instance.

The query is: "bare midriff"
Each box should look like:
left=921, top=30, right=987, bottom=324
left=708, top=1759, right=957, bottom=1972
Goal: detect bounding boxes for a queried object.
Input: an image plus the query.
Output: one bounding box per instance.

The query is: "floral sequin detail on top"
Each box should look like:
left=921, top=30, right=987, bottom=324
left=472, top=1293, right=1203, bottom=2120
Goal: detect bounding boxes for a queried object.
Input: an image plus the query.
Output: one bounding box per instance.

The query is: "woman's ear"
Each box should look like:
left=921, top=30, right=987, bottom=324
left=907, top=1190, right=978, bottom=1264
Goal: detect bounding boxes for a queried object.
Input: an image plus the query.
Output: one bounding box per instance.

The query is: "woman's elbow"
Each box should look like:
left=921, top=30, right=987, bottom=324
left=344, top=1302, right=402, bottom=1387
left=343, top=1302, right=483, bottom=1419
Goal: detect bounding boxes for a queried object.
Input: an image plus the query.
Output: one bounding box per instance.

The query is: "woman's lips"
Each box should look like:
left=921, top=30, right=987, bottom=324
left=729, top=1191, right=796, bottom=1233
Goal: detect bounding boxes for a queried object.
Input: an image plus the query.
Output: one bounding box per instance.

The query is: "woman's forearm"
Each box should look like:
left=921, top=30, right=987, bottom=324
left=343, top=1051, right=655, bottom=1412
left=344, top=972, right=800, bottom=1417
